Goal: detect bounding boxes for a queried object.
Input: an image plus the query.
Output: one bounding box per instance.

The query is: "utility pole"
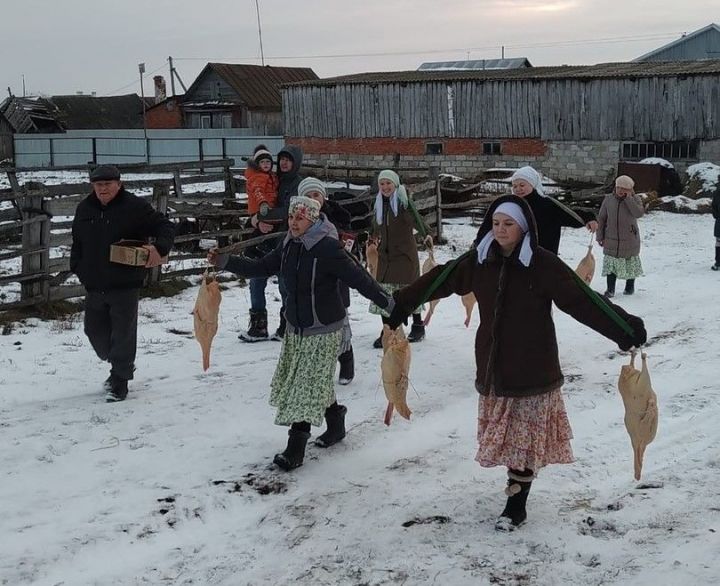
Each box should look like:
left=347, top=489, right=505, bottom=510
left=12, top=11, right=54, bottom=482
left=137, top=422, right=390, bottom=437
left=168, top=56, right=176, bottom=97
left=254, top=0, right=265, bottom=65
left=139, top=63, right=149, bottom=162
left=22, top=74, right=26, bottom=97
left=501, top=45, right=505, bottom=59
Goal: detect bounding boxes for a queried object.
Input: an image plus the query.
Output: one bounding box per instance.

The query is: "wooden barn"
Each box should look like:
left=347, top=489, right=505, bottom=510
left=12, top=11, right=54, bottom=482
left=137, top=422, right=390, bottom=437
left=281, top=60, right=720, bottom=183
left=179, top=63, right=318, bottom=134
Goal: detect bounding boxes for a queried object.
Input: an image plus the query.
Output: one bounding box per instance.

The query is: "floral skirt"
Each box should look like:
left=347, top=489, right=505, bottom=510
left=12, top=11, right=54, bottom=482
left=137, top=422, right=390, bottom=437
left=602, top=255, right=644, bottom=280
left=369, top=283, right=423, bottom=317
left=475, top=387, right=574, bottom=471
left=270, top=330, right=341, bottom=427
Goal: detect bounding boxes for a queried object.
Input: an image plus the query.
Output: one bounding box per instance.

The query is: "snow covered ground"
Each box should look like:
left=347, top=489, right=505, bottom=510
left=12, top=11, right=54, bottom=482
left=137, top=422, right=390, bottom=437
left=1, top=212, right=719, bottom=585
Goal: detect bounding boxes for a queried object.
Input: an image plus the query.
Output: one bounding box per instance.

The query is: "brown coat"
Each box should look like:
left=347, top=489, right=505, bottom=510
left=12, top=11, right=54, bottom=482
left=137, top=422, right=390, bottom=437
left=373, top=197, right=420, bottom=285
left=395, top=195, right=638, bottom=398
left=596, top=193, right=644, bottom=258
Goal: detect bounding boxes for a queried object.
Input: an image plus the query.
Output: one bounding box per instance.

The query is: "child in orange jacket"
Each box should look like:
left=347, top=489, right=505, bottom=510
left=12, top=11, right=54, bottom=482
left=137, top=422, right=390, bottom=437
left=240, top=145, right=280, bottom=342
left=245, top=145, right=279, bottom=216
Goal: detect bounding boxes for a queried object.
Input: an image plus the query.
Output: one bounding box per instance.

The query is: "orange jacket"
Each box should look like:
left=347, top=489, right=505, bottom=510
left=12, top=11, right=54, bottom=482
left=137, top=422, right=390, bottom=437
left=244, top=164, right=279, bottom=215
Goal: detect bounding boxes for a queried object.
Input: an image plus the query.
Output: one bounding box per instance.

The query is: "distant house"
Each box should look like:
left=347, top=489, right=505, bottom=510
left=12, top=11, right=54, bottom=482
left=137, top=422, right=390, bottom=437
left=0, top=93, right=147, bottom=132
left=634, top=23, right=720, bottom=62
left=179, top=63, right=319, bottom=134
left=418, top=58, right=532, bottom=71
left=0, top=111, right=13, bottom=161
left=145, top=96, right=185, bottom=129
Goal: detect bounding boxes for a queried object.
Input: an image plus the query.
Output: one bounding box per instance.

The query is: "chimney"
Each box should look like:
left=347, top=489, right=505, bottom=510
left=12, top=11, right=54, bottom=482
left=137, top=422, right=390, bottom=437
left=153, top=75, right=167, bottom=104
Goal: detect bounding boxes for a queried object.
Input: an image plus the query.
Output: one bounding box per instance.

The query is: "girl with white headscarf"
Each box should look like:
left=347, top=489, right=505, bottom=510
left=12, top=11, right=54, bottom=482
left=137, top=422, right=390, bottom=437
left=385, top=195, right=647, bottom=532
left=509, top=165, right=598, bottom=255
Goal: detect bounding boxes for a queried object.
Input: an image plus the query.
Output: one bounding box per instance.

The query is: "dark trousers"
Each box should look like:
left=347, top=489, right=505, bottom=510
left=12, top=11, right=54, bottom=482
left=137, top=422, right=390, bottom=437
left=84, top=289, right=139, bottom=381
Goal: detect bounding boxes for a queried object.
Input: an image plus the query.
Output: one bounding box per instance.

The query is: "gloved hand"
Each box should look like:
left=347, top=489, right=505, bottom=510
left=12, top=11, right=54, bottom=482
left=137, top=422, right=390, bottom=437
left=618, top=315, right=647, bottom=351
left=385, top=293, right=410, bottom=330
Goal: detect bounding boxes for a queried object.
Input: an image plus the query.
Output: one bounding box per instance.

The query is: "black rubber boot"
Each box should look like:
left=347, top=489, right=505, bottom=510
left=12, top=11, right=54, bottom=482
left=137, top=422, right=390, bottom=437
left=495, top=469, right=534, bottom=531
left=273, top=427, right=311, bottom=471
left=605, top=274, right=617, bottom=298
left=338, top=348, right=354, bottom=385
left=315, top=404, right=348, bottom=448
left=712, top=247, right=720, bottom=271
left=407, top=314, right=425, bottom=343
left=624, top=279, right=635, bottom=295
left=105, top=375, right=128, bottom=403
left=271, top=310, right=286, bottom=341
left=239, top=309, right=269, bottom=342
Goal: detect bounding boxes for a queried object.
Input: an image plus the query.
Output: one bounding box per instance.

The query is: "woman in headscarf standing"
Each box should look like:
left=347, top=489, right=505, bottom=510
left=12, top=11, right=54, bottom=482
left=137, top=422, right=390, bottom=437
left=509, top=166, right=597, bottom=255
left=596, top=175, right=645, bottom=296
left=369, top=169, right=428, bottom=347
left=386, top=195, right=646, bottom=531
left=208, top=196, right=395, bottom=471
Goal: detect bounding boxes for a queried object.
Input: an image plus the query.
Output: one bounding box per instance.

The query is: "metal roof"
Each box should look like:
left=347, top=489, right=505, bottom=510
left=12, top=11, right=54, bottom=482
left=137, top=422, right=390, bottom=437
left=285, top=59, right=720, bottom=87
left=634, top=23, right=720, bottom=62
left=187, top=63, right=319, bottom=109
left=418, top=58, right=531, bottom=71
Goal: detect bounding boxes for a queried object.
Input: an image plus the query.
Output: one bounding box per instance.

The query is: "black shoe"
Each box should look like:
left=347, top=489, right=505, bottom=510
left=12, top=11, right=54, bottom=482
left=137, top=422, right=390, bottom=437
left=624, top=279, right=635, bottom=295
left=407, top=324, right=425, bottom=343
left=315, top=404, right=347, bottom=448
left=105, top=376, right=128, bottom=403
left=712, top=264, right=720, bottom=271
left=495, top=473, right=533, bottom=531
left=338, top=349, right=354, bottom=385
left=239, top=309, right=269, bottom=342
left=604, top=274, right=617, bottom=298
left=273, top=429, right=311, bottom=471
left=373, top=331, right=383, bottom=349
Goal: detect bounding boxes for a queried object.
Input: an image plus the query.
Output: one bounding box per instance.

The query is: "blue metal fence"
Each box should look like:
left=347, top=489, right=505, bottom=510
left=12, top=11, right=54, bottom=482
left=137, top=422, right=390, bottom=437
left=13, top=129, right=285, bottom=167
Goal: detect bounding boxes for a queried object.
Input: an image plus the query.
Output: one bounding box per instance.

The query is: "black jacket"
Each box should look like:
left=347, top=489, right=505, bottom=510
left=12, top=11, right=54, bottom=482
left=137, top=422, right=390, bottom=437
left=322, top=199, right=353, bottom=307
left=276, top=144, right=304, bottom=217
left=70, top=188, right=174, bottom=291
left=223, top=218, right=393, bottom=335
left=523, top=191, right=595, bottom=255
left=713, top=186, right=720, bottom=238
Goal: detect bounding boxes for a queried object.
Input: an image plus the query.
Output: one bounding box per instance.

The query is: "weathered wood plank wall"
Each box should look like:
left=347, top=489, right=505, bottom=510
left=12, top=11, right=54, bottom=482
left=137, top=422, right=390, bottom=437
left=283, top=76, right=720, bottom=141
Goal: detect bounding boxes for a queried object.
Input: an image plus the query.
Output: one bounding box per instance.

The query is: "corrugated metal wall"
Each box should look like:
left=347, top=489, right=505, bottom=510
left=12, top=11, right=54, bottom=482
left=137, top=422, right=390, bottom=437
left=283, top=76, right=720, bottom=141
left=13, top=129, right=285, bottom=167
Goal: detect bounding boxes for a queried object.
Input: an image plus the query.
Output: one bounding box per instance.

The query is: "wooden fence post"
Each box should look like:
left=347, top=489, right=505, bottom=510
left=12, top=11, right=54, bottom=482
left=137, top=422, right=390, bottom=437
left=428, top=164, right=443, bottom=243
left=149, top=183, right=169, bottom=285
left=223, top=162, right=237, bottom=197
left=20, top=181, right=51, bottom=302
left=173, top=169, right=183, bottom=198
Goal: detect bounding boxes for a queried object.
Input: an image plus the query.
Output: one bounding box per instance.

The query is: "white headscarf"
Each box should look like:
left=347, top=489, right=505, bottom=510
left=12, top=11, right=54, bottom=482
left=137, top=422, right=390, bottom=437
left=476, top=202, right=533, bottom=267
left=511, top=166, right=545, bottom=197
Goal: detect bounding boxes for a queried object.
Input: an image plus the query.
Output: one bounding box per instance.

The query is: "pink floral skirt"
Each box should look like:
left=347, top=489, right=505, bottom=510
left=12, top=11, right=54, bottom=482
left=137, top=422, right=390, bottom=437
left=475, top=387, right=574, bottom=471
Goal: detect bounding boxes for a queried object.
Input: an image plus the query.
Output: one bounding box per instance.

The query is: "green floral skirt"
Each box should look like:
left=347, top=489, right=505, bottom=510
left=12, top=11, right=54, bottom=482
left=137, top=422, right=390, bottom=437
left=601, top=255, right=644, bottom=280
left=270, top=330, right=341, bottom=427
left=369, top=283, right=423, bottom=317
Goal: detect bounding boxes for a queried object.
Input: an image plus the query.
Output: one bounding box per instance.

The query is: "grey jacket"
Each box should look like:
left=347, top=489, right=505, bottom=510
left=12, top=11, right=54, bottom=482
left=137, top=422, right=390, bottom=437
left=596, top=193, right=645, bottom=258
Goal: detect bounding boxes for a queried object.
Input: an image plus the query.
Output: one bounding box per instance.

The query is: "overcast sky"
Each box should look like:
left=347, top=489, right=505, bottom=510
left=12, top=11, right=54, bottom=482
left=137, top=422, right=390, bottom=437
left=1, top=0, right=716, bottom=98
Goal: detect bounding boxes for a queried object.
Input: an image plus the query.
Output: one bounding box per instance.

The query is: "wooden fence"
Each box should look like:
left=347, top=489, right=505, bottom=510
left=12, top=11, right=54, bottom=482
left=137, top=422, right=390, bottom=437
left=0, top=160, right=443, bottom=311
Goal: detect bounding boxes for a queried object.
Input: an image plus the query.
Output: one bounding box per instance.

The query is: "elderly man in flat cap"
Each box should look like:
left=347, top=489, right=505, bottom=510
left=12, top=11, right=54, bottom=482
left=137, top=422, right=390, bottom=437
left=70, top=165, right=175, bottom=402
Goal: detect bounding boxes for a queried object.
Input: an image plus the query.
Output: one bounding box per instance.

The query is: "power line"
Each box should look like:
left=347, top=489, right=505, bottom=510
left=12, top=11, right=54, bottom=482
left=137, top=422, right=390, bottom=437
left=102, top=62, right=167, bottom=96
left=171, top=31, right=683, bottom=63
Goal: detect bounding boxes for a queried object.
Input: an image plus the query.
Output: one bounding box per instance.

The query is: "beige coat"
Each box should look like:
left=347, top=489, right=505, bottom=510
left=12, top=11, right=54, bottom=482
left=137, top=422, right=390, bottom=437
left=596, top=194, right=644, bottom=258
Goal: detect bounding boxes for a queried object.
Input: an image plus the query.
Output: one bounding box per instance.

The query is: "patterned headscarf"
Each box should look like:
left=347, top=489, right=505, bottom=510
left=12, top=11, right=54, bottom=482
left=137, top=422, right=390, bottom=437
left=288, top=195, right=321, bottom=222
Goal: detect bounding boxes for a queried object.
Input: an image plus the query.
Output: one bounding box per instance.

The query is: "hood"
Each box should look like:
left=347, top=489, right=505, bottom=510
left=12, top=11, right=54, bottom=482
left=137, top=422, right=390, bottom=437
left=474, top=194, right=539, bottom=255
left=284, top=214, right=338, bottom=250
left=277, top=144, right=303, bottom=177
